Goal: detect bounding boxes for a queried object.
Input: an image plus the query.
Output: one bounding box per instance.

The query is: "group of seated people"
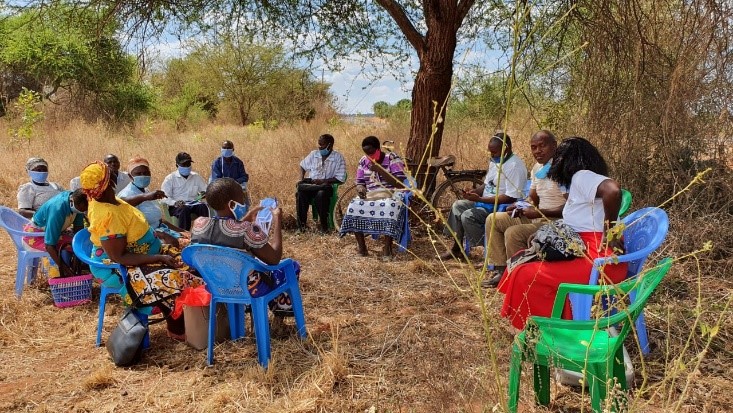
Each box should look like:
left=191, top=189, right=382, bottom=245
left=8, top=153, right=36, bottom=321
left=438, top=131, right=627, bottom=332
left=14, top=129, right=628, bottom=340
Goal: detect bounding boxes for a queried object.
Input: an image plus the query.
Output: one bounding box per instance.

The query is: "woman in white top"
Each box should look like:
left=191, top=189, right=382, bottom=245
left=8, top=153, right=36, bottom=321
left=498, top=137, right=628, bottom=331
left=17, top=157, right=63, bottom=219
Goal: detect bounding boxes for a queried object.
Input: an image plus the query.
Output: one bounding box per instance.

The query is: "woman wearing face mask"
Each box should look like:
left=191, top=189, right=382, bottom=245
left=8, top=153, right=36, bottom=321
left=339, top=136, right=407, bottom=258
left=189, top=178, right=297, bottom=328
left=17, top=157, right=63, bottom=219
left=118, top=157, right=191, bottom=247
left=81, top=161, right=201, bottom=341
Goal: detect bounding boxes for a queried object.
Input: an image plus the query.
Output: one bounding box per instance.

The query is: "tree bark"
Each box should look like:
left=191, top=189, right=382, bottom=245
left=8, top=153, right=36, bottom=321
left=404, top=2, right=463, bottom=186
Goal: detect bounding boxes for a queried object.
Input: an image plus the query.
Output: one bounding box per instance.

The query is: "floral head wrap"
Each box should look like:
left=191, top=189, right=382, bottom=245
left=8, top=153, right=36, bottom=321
left=80, top=161, right=110, bottom=199
left=127, top=156, right=150, bottom=174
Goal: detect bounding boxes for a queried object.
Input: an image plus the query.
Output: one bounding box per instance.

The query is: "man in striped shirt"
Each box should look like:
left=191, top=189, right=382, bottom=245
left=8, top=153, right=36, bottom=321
left=296, top=133, right=347, bottom=232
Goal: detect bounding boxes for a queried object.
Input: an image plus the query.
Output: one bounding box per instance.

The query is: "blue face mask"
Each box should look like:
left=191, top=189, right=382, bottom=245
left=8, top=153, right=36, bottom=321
left=491, top=157, right=502, bottom=164
left=319, top=148, right=331, bottom=157
left=178, top=166, right=192, bottom=176
left=29, top=171, right=49, bottom=183
left=535, top=163, right=551, bottom=179
left=229, top=200, right=249, bottom=221
left=221, top=148, right=234, bottom=158
left=133, top=175, right=151, bottom=188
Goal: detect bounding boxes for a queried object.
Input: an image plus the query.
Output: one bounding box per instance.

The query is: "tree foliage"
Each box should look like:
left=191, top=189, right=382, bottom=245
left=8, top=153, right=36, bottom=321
left=0, top=3, right=153, bottom=122
left=153, top=36, right=330, bottom=128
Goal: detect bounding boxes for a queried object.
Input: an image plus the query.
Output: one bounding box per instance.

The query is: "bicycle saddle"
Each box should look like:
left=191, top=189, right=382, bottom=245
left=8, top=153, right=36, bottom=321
left=429, top=155, right=456, bottom=167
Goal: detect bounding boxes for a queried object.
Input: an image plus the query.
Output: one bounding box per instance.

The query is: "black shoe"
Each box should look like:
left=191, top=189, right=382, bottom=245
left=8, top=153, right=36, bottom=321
left=481, top=271, right=504, bottom=288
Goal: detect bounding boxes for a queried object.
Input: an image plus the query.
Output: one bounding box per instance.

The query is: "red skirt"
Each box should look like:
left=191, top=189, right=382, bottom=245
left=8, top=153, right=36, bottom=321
left=498, top=232, right=628, bottom=330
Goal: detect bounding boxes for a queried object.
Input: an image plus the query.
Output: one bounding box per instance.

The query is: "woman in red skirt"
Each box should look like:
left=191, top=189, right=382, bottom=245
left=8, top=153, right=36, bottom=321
left=498, top=137, right=628, bottom=331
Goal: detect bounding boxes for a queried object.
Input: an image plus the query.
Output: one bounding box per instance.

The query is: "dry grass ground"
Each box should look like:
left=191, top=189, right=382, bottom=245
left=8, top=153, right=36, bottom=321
left=0, top=117, right=730, bottom=412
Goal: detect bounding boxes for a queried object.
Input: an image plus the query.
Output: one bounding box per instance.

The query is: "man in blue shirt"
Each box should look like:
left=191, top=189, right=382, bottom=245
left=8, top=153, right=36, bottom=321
left=211, top=140, right=249, bottom=187
left=25, top=189, right=88, bottom=277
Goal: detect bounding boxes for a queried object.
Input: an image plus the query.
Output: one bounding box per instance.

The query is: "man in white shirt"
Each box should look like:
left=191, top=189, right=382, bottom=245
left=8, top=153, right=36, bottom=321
left=296, top=134, right=347, bottom=232
left=161, top=152, right=209, bottom=230
left=482, top=130, right=565, bottom=287
left=439, top=133, right=528, bottom=260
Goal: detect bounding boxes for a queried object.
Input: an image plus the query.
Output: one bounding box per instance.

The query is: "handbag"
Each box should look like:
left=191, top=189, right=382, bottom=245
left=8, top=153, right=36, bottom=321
left=106, top=308, right=148, bottom=366
left=507, top=220, right=587, bottom=273
left=532, top=220, right=586, bottom=261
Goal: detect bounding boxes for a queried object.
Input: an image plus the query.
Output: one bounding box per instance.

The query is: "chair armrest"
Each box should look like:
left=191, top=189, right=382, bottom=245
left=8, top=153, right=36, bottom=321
left=5, top=227, right=46, bottom=238
left=529, top=314, right=617, bottom=331
left=588, top=250, right=648, bottom=285
left=552, top=280, right=637, bottom=318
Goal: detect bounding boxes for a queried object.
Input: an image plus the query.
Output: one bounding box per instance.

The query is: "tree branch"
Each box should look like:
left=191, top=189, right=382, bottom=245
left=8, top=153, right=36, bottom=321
left=375, top=0, right=426, bottom=54
left=457, top=0, right=477, bottom=24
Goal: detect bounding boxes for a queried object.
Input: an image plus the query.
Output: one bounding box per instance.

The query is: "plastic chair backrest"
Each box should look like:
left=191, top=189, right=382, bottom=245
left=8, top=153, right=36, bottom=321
left=620, top=189, right=632, bottom=217
left=71, top=228, right=121, bottom=271
left=618, top=207, right=669, bottom=278
left=181, top=244, right=265, bottom=300
left=0, top=206, right=32, bottom=249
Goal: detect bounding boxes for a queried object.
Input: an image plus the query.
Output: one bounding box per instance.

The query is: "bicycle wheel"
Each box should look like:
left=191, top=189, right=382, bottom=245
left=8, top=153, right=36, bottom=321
left=430, top=176, right=484, bottom=222
left=332, top=184, right=359, bottom=232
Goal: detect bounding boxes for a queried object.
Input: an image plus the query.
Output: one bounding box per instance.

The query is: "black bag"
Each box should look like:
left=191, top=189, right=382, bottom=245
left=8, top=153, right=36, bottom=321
left=532, top=220, right=586, bottom=261
left=106, top=308, right=148, bottom=366
left=507, top=220, right=587, bottom=273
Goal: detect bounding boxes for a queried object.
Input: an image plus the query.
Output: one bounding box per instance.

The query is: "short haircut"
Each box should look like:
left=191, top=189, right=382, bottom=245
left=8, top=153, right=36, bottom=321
left=71, top=189, right=88, bottom=206
left=362, top=136, right=380, bottom=149
left=533, top=130, right=557, bottom=145
left=547, top=136, right=609, bottom=188
left=319, top=134, right=334, bottom=146
left=490, top=132, right=512, bottom=148
left=206, top=178, right=242, bottom=210
left=222, top=140, right=234, bottom=148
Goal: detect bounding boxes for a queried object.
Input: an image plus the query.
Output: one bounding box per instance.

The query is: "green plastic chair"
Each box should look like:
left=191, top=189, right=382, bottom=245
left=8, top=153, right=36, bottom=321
left=620, top=189, right=632, bottom=217
left=311, top=173, right=346, bottom=230
left=507, top=258, right=673, bottom=413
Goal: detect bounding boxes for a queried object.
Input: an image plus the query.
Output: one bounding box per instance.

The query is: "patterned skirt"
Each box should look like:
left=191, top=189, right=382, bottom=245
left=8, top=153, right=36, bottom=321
left=339, top=192, right=406, bottom=240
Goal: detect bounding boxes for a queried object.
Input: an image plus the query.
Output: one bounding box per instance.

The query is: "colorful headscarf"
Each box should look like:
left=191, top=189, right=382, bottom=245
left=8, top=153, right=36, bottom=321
left=80, top=161, right=111, bottom=200
left=127, top=156, right=150, bottom=174
left=25, top=157, right=48, bottom=171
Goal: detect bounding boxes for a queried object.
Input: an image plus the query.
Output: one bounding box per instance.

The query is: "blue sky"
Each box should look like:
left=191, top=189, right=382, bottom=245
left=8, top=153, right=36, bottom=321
left=146, top=36, right=503, bottom=115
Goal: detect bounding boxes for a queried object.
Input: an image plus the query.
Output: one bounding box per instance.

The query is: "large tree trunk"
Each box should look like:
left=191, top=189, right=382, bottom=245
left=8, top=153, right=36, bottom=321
left=405, top=17, right=459, bottom=186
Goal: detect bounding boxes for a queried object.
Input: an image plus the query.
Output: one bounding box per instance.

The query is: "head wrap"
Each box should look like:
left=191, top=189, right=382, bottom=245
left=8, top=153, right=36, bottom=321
left=25, top=157, right=48, bottom=172
left=127, top=156, right=150, bottom=174
left=80, top=161, right=111, bottom=200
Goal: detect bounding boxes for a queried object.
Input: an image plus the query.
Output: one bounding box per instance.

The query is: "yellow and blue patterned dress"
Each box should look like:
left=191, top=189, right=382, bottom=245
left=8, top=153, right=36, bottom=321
left=88, top=197, right=200, bottom=313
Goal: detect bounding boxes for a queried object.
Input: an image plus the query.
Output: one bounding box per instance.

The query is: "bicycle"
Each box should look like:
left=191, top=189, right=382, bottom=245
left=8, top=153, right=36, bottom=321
left=332, top=142, right=486, bottom=231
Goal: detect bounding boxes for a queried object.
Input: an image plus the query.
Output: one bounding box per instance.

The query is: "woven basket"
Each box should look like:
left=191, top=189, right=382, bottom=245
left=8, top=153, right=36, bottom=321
left=48, top=274, right=93, bottom=308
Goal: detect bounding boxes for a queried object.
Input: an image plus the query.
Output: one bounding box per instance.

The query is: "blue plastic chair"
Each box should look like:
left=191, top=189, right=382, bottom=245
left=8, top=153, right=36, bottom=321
left=0, top=206, right=50, bottom=298
left=71, top=229, right=149, bottom=348
left=569, top=206, right=669, bottom=355
left=181, top=244, right=307, bottom=367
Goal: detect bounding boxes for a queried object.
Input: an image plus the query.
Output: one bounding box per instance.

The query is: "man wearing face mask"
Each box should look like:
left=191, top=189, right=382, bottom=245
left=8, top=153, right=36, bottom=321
left=161, top=152, right=209, bottom=230
left=481, top=130, right=565, bottom=287
left=22, top=189, right=88, bottom=278
left=210, top=140, right=249, bottom=187
left=17, top=157, right=64, bottom=219
left=439, top=133, right=528, bottom=261
left=295, top=133, right=346, bottom=232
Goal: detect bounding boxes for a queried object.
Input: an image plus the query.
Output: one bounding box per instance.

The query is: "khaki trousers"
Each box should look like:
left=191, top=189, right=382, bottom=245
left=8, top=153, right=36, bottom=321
left=485, top=212, right=548, bottom=266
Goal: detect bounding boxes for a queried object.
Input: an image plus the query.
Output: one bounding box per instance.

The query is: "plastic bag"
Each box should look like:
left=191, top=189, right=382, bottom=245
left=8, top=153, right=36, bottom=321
left=171, top=285, right=211, bottom=319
